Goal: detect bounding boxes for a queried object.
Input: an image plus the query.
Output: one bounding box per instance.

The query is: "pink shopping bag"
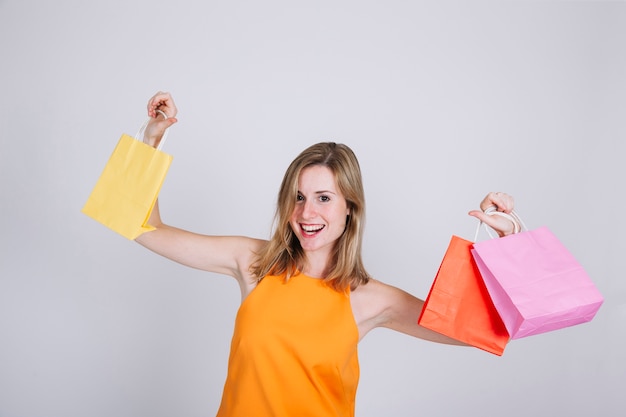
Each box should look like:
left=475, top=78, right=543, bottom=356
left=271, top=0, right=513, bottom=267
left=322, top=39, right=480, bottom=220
left=471, top=224, right=603, bottom=339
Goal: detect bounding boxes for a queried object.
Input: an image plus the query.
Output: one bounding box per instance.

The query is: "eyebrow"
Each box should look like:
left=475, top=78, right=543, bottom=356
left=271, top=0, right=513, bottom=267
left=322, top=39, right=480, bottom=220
left=297, top=190, right=338, bottom=195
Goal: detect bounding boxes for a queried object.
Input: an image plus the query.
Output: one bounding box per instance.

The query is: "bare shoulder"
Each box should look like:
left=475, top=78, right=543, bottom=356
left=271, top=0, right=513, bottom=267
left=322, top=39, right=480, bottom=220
left=352, top=278, right=406, bottom=304
left=351, top=278, right=467, bottom=344
left=351, top=278, right=427, bottom=340
left=211, top=235, right=267, bottom=278
left=350, top=279, right=403, bottom=338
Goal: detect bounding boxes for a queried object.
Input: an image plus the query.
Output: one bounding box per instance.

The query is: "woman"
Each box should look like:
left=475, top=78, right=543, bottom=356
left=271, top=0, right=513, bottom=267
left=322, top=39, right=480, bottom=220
left=137, top=91, right=517, bottom=417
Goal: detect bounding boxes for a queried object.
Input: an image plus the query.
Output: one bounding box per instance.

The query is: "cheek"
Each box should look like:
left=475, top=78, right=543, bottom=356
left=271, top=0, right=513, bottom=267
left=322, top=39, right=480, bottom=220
left=289, top=205, right=300, bottom=221
left=289, top=208, right=301, bottom=229
left=336, top=205, right=350, bottom=222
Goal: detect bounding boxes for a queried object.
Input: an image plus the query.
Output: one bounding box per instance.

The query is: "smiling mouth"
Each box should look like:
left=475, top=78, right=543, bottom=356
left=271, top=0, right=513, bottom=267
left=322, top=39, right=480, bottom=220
left=301, top=224, right=325, bottom=235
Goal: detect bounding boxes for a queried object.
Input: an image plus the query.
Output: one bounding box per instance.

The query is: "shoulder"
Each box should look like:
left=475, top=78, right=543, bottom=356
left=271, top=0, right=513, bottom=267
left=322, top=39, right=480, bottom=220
left=352, top=278, right=402, bottom=302
left=351, top=278, right=425, bottom=338
left=350, top=279, right=398, bottom=334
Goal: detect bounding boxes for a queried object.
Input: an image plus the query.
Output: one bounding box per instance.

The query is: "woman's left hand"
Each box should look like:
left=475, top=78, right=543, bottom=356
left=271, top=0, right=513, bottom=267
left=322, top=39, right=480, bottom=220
left=468, top=192, right=517, bottom=237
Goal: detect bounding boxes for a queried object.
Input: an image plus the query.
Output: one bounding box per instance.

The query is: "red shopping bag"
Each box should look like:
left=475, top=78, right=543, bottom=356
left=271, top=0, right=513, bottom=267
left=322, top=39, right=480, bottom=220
left=471, top=223, right=604, bottom=339
left=418, top=235, right=509, bottom=355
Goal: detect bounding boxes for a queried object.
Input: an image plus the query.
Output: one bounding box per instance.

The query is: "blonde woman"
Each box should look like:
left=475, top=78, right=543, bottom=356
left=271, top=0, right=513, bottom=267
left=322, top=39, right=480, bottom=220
left=137, top=91, right=517, bottom=417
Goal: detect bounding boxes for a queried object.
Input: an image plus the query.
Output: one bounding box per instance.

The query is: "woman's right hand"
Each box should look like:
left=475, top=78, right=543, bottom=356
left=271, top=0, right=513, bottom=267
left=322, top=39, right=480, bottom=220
left=143, top=91, right=178, bottom=147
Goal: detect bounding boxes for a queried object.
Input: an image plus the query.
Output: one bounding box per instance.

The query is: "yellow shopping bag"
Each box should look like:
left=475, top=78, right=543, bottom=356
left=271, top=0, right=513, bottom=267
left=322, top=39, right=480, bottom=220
left=81, top=118, right=173, bottom=240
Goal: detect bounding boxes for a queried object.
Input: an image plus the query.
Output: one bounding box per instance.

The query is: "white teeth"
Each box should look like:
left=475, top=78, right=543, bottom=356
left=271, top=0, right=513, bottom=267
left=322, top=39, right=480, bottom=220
left=302, top=224, right=324, bottom=232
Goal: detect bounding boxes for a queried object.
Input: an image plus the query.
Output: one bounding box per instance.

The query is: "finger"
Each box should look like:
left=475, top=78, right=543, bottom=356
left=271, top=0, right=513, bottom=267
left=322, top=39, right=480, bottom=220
left=482, top=192, right=514, bottom=213
left=469, top=209, right=516, bottom=236
left=154, top=117, right=178, bottom=129
left=468, top=210, right=489, bottom=223
left=146, top=92, right=164, bottom=116
left=147, top=91, right=176, bottom=117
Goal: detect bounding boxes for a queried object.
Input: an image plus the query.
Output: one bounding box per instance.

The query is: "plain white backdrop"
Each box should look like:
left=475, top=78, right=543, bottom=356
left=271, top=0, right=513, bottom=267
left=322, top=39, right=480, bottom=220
left=1, top=1, right=624, bottom=416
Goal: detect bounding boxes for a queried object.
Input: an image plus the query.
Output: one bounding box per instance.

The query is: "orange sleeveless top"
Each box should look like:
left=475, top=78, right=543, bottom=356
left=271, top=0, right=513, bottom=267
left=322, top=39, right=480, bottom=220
left=216, top=273, right=360, bottom=417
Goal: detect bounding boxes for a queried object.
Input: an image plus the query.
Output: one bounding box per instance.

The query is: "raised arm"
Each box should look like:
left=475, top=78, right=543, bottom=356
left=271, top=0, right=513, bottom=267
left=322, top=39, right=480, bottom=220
left=135, top=92, right=265, bottom=294
left=352, top=192, right=517, bottom=344
left=351, top=279, right=468, bottom=345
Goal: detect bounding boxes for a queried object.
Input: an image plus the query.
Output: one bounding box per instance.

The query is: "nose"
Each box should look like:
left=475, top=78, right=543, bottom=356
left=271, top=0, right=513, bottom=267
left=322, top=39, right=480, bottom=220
left=301, top=199, right=316, bottom=219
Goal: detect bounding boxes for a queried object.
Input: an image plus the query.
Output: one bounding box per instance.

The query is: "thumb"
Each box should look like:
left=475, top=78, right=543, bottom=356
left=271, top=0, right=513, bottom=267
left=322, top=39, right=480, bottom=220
left=468, top=210, right=488, bottom=223
left=163, top=117, right=178, bottom=128
left=468, top=210, right=517, bottom=236
left=469, top=210, right=504, bottom=231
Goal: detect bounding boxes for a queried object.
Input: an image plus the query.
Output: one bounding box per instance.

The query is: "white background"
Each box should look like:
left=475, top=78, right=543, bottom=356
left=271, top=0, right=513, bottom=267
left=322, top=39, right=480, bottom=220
left=1, top=1, right=624, bottom=416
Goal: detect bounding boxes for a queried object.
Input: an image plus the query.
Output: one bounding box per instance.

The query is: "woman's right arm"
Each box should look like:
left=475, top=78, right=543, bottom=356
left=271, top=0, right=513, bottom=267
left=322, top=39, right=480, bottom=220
left=135, top=201, right=266, bottom=281
left=135, top=92, right=266, bottom=285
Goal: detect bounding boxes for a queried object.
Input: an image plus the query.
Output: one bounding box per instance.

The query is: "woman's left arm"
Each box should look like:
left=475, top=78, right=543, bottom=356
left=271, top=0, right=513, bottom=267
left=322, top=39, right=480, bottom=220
left=352, top=279, right=468, bottom=345
left=352, top=192, right=517, bottom=343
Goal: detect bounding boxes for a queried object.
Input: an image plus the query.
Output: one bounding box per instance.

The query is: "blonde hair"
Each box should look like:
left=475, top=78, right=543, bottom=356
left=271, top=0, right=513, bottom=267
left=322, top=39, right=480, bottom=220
left=251, top=142, right=371, bottom=291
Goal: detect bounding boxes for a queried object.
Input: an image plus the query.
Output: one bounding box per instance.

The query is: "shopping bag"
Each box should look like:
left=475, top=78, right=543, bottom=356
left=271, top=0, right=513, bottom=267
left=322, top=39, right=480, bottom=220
left=81, top=117, right=173, bottom=240
left=471, top=213, right=603, bottom=339
left=418, top=235, right=510, bottom=356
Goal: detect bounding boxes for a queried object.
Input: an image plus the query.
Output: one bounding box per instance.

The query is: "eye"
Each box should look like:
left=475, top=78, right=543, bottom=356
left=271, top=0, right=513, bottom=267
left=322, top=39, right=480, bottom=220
left=296, top=193, right=304, bottom=202
left=319, top=195, right=330, bottom=202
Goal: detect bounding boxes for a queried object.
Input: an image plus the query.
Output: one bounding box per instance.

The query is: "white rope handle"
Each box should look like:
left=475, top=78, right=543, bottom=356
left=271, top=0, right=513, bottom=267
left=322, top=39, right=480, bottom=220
left=134, top=109, right=170, bottom=151
left=473, top=205, right=527, bottom=241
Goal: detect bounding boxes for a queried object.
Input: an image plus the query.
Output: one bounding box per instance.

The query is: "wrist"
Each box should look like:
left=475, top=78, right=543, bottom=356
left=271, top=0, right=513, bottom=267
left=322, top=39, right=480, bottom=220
left=142, top=110, right=168, bottom=148
left=142, top=135, right=160, bottom=148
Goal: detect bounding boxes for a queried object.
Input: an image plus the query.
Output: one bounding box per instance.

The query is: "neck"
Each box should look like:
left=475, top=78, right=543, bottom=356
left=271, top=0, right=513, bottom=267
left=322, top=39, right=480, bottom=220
left=300, top=255, right=330, bottom=279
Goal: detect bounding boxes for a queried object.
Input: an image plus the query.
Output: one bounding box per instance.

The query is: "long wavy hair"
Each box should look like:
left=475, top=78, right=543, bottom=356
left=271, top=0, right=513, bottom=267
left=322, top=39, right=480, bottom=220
left=250, top=142, right=371, bottom=291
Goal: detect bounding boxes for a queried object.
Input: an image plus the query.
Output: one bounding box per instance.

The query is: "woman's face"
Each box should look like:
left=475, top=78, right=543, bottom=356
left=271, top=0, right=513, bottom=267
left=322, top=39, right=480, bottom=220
left=290, top=165, right=350, bottom=262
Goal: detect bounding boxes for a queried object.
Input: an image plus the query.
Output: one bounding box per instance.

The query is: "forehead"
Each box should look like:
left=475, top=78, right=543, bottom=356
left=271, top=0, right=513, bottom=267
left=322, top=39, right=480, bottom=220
left=298, top=165, right=338, bottom=191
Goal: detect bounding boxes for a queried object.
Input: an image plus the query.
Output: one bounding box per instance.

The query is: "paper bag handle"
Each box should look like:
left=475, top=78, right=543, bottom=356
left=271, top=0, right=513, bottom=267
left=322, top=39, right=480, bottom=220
left=135, top=109, right=170, bottom=151
left=473, top=206, right=526, bottom=241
